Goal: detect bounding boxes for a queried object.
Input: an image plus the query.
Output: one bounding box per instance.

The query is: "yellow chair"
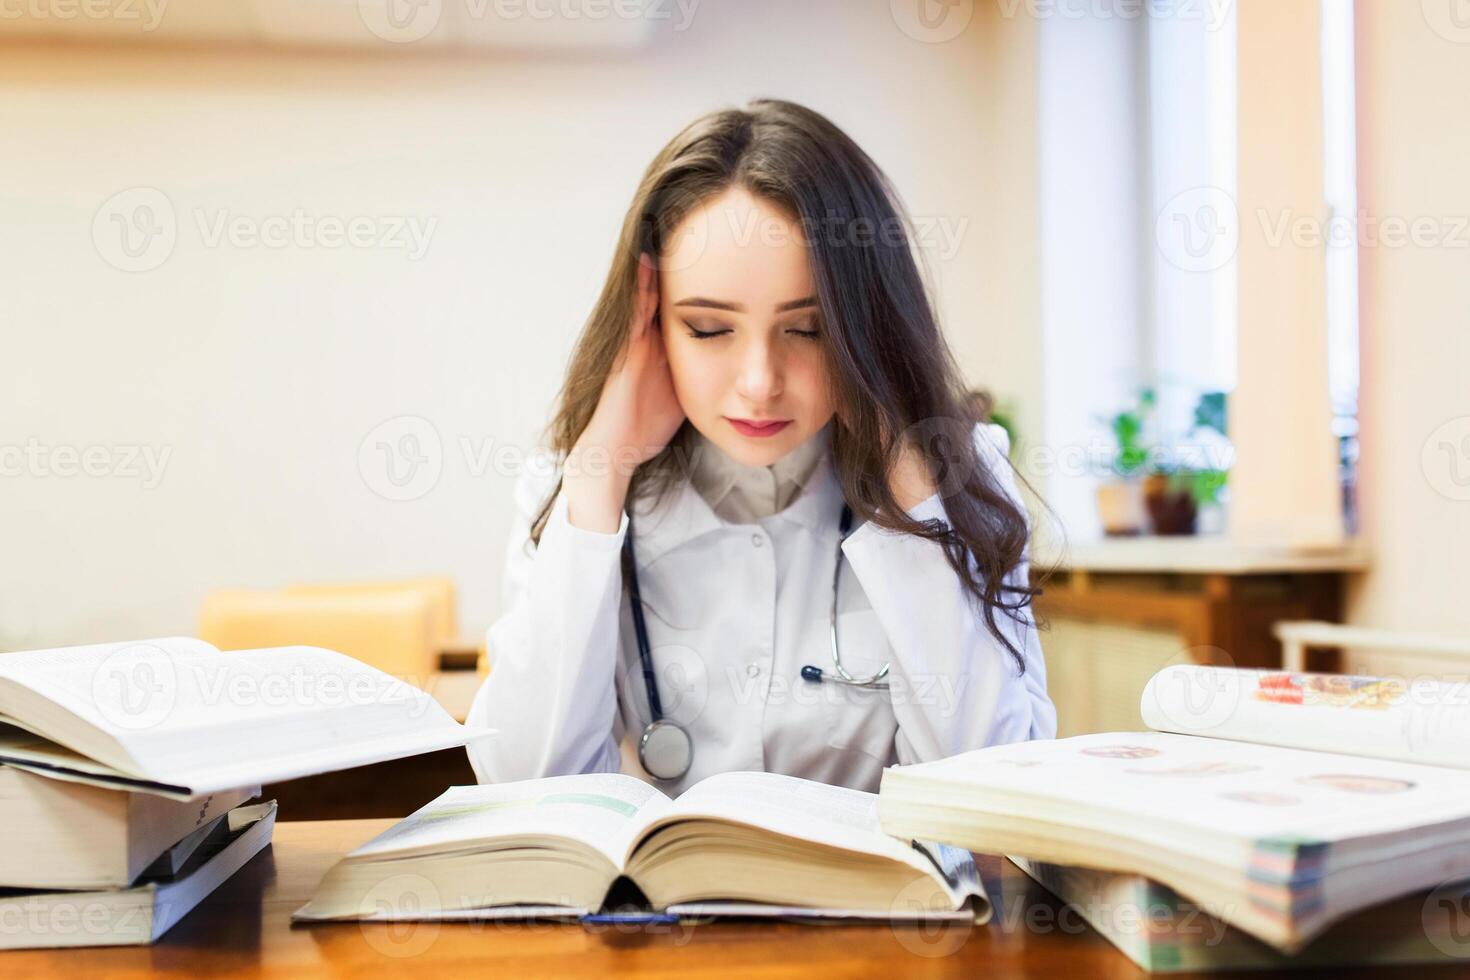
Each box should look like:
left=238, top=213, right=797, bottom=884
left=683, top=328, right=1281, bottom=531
left=199, top=582, right=444, bottom=681
left=287, top=577, right=458, bottom=653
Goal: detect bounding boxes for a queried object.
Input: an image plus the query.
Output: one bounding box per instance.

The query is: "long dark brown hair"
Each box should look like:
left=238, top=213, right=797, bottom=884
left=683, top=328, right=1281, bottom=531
left=531, top=98, right=1044, bottom=671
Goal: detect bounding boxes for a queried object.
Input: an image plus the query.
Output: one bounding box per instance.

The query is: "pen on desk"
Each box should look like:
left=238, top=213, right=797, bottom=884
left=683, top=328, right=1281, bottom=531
left=580, top=912, right=681, bottom=927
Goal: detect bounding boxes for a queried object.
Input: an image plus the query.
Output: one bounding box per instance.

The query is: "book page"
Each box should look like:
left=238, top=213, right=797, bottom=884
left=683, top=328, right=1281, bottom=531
left=0, top=639, right=479, bottom=791
left=890, top=731, right=1470, bottom=846
left=349, top=774, right=673, bottom=871
left=633, top=770, right=938, bottom=876
left=1142, top=665, right=1470, bottom=768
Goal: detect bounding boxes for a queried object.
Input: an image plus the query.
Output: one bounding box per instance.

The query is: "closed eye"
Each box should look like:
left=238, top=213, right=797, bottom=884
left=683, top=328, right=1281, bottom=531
left=681, top=320, right=822, bottom=341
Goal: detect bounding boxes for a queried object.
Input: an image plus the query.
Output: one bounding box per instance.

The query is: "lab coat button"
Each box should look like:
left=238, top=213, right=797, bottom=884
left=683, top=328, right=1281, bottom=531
left=751, top=533, right=764, bottom=547
left=746, top=663, right=760, bottom=677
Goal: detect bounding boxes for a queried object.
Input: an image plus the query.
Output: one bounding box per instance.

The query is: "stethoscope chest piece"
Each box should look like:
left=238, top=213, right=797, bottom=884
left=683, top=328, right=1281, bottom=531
left=638, top=719, right=693, bottom=781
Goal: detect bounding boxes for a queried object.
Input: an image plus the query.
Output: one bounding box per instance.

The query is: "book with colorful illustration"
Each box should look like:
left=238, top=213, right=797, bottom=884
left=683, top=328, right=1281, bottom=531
left=876, top=665, right=1470, bottom=955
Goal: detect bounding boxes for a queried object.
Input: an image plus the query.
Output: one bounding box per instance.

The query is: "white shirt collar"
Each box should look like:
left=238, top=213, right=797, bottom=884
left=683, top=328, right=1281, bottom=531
left=688, top=419, right=833, bottom=523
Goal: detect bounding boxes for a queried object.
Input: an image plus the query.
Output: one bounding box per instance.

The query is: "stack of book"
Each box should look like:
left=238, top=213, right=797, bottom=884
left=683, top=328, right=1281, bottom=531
left=0, top=636, right=484, bottom=949
left=877, top=664, right=1470, bottom=970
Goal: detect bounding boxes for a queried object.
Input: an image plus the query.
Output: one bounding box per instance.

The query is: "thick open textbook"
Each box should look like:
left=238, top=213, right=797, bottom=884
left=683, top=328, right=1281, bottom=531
left=295, top=771, right=986, bottom=922
left=0, top=800, right=276, bottom=950
left=878, top=665, right=1470, bottom=953
left=0, top=637, right=487, bottom=799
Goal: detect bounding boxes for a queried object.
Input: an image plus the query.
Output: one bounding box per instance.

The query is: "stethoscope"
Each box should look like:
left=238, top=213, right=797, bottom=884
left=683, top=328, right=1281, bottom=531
left=622, top=503, right=891, bottom=782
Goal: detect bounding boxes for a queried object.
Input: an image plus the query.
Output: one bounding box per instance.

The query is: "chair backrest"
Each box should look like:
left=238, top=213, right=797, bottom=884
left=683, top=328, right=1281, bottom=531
left=199, top=585, right=441, bottom=680
left=1274, top=620, right=1470, bottom=675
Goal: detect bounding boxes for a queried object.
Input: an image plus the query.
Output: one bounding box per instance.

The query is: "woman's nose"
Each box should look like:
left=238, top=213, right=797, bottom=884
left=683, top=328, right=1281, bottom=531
left=734, top=338, right=783, bottom=402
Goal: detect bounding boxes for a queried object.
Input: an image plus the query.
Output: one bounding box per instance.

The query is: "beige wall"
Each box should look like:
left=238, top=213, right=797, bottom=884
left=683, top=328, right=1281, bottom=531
left=0, top=2, right=1043, bottom=649
left=1346, top=2, right=1470, bottom=640
left=1231, top=0, right=1342, bottom=546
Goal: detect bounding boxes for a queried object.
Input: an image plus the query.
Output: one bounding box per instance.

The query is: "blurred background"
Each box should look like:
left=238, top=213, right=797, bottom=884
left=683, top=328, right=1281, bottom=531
left=3, top=1, right=1469, bottom=794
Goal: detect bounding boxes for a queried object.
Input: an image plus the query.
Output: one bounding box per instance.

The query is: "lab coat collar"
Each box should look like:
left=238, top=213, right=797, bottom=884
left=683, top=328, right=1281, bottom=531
left=688, top=418, right=831, bottom=519
left=628, top=421, right=845, bottom=566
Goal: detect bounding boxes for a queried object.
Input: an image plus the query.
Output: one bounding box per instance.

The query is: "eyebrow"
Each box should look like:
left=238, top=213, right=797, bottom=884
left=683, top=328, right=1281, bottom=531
left=673, top=296, right=818, bottom=313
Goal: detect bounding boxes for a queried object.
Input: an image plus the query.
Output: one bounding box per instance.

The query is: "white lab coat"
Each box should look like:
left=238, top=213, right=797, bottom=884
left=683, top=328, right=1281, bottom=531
left=465, top=421, right=1057, bottom=795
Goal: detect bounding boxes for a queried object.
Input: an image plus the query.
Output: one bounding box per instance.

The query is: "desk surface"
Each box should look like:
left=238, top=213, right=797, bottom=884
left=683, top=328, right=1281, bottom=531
left=3, top=820, right=1459, bottom=979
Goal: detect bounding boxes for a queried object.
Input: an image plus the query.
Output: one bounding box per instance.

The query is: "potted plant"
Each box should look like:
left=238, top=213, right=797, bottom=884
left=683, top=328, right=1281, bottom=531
left=1143, top=391, right=1230, bottom=536
left=1096, top=390, right=1154, bottom=536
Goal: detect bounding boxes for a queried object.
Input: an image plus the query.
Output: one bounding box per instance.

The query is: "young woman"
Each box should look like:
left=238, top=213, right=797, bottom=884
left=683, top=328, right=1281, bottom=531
left=466, top=99, right=1055, bottom=795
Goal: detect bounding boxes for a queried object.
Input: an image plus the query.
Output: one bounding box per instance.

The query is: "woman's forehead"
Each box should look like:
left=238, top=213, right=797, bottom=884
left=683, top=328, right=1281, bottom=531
left=662, top=188, right=813, bottom=312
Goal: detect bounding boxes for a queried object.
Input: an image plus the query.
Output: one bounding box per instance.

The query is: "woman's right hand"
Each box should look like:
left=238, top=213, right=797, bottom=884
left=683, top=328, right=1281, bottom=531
left=564, top=254, right=686, bottom=532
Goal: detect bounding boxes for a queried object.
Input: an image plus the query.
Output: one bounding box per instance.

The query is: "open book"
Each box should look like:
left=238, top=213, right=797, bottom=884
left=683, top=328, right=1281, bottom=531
left=295, top=771, right=986, bottom=922
left=877, top=665, right=1470, bottom=954
left=0, top=637, right=487, bottom=799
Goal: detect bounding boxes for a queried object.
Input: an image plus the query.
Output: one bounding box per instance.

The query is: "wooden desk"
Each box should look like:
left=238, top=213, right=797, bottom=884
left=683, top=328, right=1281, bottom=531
left=4, top=820, right=1457, bottom=978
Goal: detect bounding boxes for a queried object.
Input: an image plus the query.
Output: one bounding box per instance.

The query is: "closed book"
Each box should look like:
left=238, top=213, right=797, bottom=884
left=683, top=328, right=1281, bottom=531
left=0, top=762, right=256, bottom=890
left=0, top=800, right=276, bottom=950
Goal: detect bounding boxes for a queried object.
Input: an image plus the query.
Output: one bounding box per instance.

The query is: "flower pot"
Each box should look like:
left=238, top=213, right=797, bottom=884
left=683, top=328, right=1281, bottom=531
left=1143, top=474, right=1198, bottom=536
left=1096, top=479, right=1147, bottom=537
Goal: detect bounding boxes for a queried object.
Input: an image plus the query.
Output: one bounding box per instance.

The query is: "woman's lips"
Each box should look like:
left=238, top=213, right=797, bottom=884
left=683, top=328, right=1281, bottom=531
left=727, top=418, right=792, bottom=438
